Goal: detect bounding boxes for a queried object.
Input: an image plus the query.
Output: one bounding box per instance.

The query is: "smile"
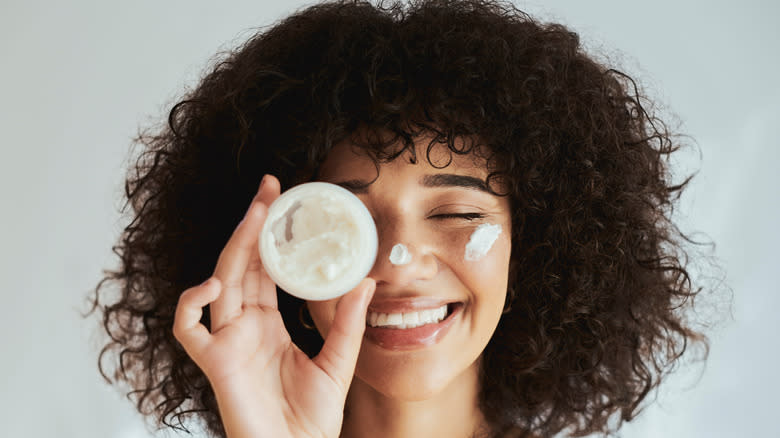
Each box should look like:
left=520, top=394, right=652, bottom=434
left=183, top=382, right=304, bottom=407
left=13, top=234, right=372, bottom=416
left=363, top=301, right=462, bottom=351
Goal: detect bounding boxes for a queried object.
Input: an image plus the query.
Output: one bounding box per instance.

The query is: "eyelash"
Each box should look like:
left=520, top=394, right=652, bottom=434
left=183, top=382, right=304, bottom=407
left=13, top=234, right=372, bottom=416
left=431, top=212, right=486, bottom=221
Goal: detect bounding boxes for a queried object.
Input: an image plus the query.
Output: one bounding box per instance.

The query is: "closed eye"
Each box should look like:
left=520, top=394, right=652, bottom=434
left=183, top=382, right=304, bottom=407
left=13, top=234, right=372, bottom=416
left=430, top=213, right=486, bottom=221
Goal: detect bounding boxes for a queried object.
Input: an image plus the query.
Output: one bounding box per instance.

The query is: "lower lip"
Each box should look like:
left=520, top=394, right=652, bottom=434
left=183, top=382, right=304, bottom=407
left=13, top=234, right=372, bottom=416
left=364, top=304, right=461, bottom=351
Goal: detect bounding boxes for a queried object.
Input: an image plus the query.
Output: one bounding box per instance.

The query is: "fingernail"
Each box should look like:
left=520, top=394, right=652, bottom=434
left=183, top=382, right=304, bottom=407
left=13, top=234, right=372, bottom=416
left=259, top=175, right=267, bottom=190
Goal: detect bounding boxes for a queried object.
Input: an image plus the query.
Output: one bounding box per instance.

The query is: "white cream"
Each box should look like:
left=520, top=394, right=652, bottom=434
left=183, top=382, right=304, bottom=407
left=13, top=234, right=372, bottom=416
left=464, top=223, right=502, bottom=261
left=389, top=243, right=412, bottom=265
left=274, top=196, right=356, bottom=281
left=259, top=182, right=377, bottom=301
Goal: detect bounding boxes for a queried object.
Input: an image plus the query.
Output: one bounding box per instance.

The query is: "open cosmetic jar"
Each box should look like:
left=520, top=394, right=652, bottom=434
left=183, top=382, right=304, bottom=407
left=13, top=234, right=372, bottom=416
left=259, top=182, right=378, bottom=301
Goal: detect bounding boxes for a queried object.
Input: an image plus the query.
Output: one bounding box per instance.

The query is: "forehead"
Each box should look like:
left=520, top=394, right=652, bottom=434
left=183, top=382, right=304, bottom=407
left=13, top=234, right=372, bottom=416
left=318, top=133, right=492, bottom=180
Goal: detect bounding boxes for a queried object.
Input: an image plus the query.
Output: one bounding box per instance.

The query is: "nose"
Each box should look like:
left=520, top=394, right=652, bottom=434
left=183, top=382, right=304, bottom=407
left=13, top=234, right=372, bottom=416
left=368, top=216, right=439, bottom=287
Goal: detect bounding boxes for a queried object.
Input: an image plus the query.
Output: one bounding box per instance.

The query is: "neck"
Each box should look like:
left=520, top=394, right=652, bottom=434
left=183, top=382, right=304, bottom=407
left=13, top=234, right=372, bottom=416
left=340, top=365, right=488, bottom=438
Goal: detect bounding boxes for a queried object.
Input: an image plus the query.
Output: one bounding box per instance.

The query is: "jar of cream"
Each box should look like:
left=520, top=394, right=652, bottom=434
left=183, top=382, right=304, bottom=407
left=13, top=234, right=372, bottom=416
left=259, top=182, right=378, bottom=301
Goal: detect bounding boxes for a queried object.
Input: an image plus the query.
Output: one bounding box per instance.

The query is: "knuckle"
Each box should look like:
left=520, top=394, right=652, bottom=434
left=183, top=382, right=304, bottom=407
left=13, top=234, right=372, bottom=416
left=177, top=286, right=196, bottom=306
left=246, top=258, right=264, bottom=272
left=172, top=320, right=185, bottom=340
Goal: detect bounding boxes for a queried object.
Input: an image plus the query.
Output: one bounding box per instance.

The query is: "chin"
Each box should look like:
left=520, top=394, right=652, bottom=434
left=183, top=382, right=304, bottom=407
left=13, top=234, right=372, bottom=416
left=352, top=347, right=479, bottom=402
left=354, top=374, right=451, bottom=402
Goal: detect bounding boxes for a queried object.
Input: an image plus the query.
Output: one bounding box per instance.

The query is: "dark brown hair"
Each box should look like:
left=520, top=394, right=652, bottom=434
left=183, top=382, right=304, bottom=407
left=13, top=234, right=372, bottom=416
left=93, top=1, right=711, bottom=436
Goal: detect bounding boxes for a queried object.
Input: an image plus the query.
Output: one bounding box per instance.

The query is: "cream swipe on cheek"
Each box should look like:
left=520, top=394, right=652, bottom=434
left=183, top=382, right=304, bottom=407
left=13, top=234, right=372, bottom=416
left=464, top=223, right=502, bottom=261
left=389, top=243, right=412, bottom=265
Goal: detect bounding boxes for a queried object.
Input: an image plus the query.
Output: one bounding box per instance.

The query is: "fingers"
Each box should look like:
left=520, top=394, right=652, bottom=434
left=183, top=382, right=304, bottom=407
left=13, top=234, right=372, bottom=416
left=211, top=175, right=280, bottom=329
left=313, top=278, right=376, bottom=393
left=256, top=174, right=281, bottom=210
left=173, top=277, right=222, bottom=359
left=242, top=175, right=281, bottom=309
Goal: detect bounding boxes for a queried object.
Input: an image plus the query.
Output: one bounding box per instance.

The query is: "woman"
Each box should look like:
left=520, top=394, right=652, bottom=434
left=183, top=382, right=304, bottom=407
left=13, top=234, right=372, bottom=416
left=94, top=1, right=708, bottom=436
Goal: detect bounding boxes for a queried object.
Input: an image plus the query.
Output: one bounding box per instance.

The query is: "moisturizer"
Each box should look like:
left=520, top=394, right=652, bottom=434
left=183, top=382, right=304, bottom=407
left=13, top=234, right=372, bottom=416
left=464, top=223, right=502, bottom=262
left=259, top=182, right=378, bottom=301
left=389, top=243, right=412, bottom=265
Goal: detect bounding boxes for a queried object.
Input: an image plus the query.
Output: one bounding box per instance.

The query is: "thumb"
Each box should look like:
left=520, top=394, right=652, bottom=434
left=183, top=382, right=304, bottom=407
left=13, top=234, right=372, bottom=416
left=312, top=278, right=375, bottom=393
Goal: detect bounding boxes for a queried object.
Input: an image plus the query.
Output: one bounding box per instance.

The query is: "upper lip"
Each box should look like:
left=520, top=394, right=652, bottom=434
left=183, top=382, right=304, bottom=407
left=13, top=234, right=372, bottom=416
left=367, top=296, right=460, bottom=314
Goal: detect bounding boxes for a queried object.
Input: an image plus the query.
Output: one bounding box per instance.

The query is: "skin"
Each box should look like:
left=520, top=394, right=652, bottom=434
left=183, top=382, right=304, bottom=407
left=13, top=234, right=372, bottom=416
left=173, top=174, right=375, bottom=438
left=310, top=137, right=512, bottom=438
left=172, top=135, right=512, bottom=438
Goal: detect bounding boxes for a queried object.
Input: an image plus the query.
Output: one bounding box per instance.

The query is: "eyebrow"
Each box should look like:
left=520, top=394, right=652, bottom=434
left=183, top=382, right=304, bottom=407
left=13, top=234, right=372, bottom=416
left=420, top=174, right=490, bottom=193
left=334, top=179, right=372, bottom=194
left=333, top=173, right=491, bottom=194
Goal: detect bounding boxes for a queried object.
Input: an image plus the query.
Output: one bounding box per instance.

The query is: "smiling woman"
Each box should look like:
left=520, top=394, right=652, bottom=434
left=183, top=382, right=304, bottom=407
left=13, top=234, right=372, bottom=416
left=92, top=1, right=710, bottom=437
left=311, top=139, right=512, bottom=435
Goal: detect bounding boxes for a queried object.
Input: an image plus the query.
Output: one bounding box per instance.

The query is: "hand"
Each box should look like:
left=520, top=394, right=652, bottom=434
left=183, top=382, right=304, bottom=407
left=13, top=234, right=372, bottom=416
left=173, top=175, right=375, bottom=438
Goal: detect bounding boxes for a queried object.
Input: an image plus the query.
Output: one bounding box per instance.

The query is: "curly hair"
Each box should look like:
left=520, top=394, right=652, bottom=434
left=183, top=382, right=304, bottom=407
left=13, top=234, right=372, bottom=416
left=93, top=0, right=710, bottom=436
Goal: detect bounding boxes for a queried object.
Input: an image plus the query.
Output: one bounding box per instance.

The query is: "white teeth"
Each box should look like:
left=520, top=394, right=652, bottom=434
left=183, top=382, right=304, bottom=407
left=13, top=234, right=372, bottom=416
left=402, top=312, right=420, bottom=326
left=366, top=304, right=450, bottom=328
left=386, top=313, right=403, bottom=326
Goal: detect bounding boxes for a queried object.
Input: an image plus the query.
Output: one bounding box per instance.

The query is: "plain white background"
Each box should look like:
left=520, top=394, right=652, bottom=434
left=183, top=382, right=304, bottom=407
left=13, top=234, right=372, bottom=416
left=1, top=1, right=777, bottom=437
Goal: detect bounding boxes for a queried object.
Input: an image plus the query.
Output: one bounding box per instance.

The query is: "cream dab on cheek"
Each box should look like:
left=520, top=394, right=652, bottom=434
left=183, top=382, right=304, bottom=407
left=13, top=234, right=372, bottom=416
left=464, top=223, right=502, bottom=261
left=389, top=243, right=412, bottom=265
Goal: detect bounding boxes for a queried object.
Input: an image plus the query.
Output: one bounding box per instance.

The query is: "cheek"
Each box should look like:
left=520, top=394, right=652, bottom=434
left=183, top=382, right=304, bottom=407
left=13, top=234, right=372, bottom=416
left=471, top=226, right=510, bottom=272
left=449, top=227, right=511, bottom=307
left=438, top=223, right=510, bottom=275
left=470, top=236, right=510, bottom=285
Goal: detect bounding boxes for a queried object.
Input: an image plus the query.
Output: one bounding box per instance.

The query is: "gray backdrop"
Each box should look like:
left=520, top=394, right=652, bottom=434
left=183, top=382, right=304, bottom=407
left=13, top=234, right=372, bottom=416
left=2, top=0, right=778, bottom=436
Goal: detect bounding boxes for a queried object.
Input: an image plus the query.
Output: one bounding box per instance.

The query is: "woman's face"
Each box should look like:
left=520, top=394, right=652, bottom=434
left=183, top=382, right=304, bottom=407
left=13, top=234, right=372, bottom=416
left=307, top=136, right=512, bottom=401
